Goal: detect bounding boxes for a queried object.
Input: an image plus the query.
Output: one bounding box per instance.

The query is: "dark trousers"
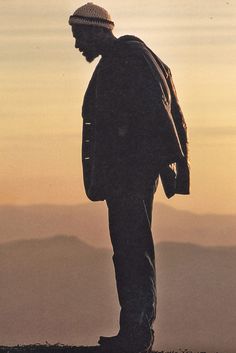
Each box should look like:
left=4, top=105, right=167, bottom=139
left=106, top=184, right=157, bottom=338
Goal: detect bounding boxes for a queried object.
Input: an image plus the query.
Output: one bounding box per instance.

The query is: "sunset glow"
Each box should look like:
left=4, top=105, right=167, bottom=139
left=1, top=0, right=235, bottom=214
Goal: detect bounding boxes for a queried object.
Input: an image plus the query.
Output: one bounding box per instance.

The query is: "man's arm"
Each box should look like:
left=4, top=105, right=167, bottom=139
left=97, top=51, right=163, bottom=194
left=103, top=52, right=160, bottom=159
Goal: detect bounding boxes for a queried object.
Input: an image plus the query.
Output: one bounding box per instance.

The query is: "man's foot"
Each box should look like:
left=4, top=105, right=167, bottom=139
left=98, top=329, right=154, bottom=353
left=98, top=334, right=119, bottom=345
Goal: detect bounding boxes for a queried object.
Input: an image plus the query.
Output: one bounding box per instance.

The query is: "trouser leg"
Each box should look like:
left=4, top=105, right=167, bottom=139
left=106, top=191, right=156, bottom=338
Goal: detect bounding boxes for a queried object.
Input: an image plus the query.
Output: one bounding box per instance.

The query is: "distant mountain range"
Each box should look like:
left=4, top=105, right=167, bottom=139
left=0, top=235, right=236, bottom=353
left=0, top=203, right=235, bottom=247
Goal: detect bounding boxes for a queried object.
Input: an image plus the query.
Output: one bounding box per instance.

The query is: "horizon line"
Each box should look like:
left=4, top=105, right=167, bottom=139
left=0, top=202, right=235, bottom=217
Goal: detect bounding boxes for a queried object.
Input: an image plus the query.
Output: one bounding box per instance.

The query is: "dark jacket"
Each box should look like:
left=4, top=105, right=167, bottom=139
left=81, top=35, right=190, bottom=201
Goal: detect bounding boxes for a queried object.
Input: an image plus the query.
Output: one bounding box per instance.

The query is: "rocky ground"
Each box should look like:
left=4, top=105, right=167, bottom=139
left=0, top=345, right=208, bottom=353
left=0, top=344, right=206, bottom=353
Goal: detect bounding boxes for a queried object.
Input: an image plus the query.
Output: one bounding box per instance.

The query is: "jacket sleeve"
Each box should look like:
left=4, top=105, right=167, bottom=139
left=165, top=68, right=190, bottom=194
left=100, top=52, right=161, bottom=159
left=96, top=52, right=163, bottom=194
left=166, top=68, right=189, bottom=161
left=107, top=53, right=158, bottom=123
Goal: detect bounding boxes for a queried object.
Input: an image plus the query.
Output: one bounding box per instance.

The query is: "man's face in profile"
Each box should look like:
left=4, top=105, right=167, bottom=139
left=72, top=25, right=100, bottom=63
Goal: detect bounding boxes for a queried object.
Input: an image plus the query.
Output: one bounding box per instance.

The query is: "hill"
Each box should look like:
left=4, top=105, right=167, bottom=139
left=0, top=203, right=235, bottom=247
left=0, top=236, right=235, bottom=352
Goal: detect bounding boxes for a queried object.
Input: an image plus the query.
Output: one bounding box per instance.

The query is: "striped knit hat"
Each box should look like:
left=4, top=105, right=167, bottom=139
left=69, top=2, right=114, bottom=30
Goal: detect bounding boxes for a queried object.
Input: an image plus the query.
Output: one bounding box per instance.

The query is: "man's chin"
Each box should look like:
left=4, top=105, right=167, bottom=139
left=82, top=51, right=99, bottom=63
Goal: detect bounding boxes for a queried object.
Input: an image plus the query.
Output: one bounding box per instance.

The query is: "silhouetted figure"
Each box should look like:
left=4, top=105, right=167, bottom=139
left=69, top=3, right=190, bottom=353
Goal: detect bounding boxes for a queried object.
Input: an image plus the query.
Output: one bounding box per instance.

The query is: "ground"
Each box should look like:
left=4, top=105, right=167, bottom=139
left=0, top=345, right=207, bottom=353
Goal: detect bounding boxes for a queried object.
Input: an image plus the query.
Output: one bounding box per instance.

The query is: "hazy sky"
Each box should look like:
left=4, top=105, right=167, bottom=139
left=1, top=0, right=235, bottom=214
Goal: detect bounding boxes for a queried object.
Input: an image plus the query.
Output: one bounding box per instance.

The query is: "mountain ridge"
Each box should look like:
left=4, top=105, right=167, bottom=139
left=0, top=235, right=236, bottom=352
left=0, top=203, right=235, bottom=247
left=1, top=234, right=236, bottom=250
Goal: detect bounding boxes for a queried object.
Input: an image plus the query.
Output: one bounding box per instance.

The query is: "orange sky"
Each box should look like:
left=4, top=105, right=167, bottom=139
left=0, top=0, right=236, bottom=214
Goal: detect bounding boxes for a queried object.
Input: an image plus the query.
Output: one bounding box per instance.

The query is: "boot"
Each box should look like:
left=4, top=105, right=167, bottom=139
left=98, top=327, right=154, bottom=353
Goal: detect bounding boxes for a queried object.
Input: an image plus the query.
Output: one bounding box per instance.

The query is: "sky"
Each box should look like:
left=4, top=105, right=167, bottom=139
left=0, top=0, right=236, bottom=214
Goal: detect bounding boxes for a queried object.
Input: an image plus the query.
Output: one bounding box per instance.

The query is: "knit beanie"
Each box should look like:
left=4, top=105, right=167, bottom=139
left=69, top=2, right=114, bottom=30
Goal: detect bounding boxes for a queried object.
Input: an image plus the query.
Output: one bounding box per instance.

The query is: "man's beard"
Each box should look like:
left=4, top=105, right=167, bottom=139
left=82, top=49, right=99, bottom=63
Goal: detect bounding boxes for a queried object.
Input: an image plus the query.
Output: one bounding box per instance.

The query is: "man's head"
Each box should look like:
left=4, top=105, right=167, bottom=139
left=69, top=2, right=115, bottom=62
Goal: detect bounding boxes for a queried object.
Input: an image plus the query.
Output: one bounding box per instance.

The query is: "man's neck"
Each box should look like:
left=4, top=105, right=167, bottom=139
left=100, top=35, right=117, bottom=57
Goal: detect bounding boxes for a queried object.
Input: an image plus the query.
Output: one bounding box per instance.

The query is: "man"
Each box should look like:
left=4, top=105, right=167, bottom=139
left=69, top=3, right=190, bottom=353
